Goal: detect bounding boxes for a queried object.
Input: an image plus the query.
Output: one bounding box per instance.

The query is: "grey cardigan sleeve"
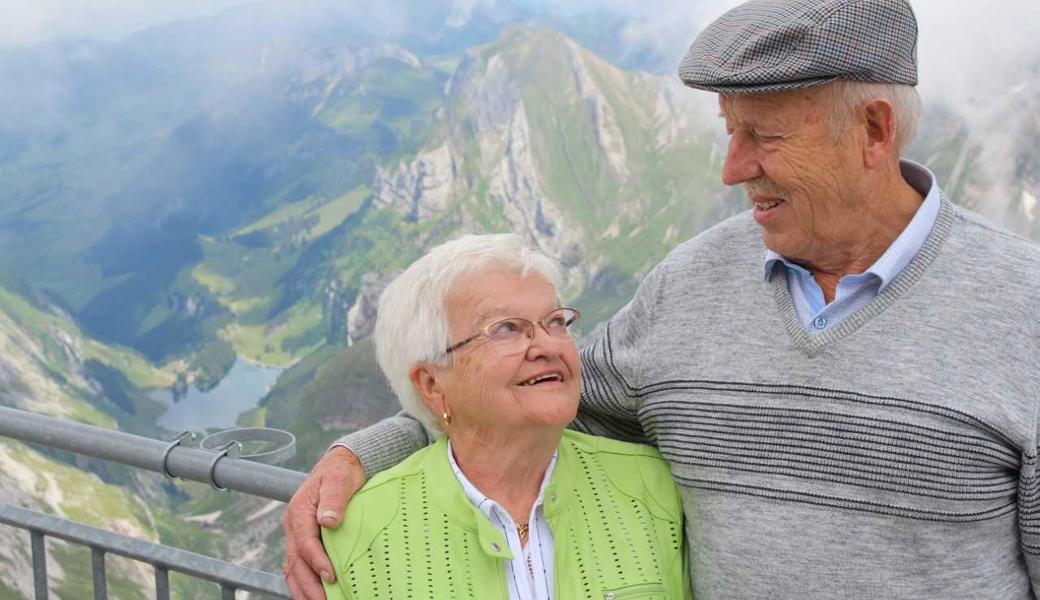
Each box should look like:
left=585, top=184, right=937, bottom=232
left=333, top=411, right=430, bottom=477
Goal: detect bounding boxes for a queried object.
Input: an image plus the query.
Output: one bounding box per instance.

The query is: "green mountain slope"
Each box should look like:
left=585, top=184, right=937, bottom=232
left=0, top=286, right=226, bottom=598
left=1, top=11, right=1039, bottom=595
left=253, top=24, right=744, bottom=471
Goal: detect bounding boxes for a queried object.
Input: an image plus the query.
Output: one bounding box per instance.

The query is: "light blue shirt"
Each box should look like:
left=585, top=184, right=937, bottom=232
left=763, top=160, right=942, bottom=333
left=447, top=440, right=557, bottom=600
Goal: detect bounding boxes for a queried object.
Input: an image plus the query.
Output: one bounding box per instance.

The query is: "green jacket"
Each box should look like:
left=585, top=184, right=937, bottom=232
left=322, top=429, right=691, bottom=600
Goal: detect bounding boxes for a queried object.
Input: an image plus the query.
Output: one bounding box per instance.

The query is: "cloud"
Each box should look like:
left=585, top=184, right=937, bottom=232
left=614, top=0, right=1040, bottom=99
left=447, top=0, right=501, bottom=27
left=0, top=0, right=248, bottom=47
left=913, top=0, right=1040, bottom=106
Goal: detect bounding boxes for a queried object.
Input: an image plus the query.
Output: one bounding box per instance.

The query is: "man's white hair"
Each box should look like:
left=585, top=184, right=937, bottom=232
left=827, top=81, right=923, bottom=153
left=373, top=233, right=563, bottom=434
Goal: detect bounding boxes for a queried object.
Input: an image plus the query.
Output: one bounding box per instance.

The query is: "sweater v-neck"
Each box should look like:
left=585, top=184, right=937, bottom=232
left=770, top=195, right=956, bottom=358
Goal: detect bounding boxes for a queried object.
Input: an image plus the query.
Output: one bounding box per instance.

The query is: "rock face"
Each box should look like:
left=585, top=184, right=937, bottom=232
left=346, top=272, right=398, bottom=346
left=288, top=43, right=424, bottom=112
left=360, top=24, right=726, bottom=304
left=0, top=440, right=160, bottom=598
left=371, top=144, right=459, bottom=221
left=0, top=308, right=83, bottom=417
left=0, top=303, right=149, bottom=596
left=370, top=25, right=678, bottom=290
left=477, top=99, right=583, bottom=269
left=565, top=37, right=628, bottom=180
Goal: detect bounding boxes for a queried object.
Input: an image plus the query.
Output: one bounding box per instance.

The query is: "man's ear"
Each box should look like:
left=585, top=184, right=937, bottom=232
left=409, top=363, right=448, bottom=421
left=861, top=98, right=898, bottom=169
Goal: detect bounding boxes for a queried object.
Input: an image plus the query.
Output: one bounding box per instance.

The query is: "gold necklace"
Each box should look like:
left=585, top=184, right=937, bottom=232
left=516, top=522, right=529, bottom=540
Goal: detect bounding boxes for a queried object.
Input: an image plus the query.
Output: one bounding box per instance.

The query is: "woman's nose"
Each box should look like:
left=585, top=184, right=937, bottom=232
left=524, top=323, right=566, bottom=358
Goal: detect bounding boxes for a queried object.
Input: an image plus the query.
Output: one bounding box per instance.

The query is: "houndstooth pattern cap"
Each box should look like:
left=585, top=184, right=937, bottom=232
left=678, top=0, right=918, bottom=94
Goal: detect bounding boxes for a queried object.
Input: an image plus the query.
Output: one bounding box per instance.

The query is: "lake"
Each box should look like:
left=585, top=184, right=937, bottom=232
left=151, top=357, right=283, bottom=432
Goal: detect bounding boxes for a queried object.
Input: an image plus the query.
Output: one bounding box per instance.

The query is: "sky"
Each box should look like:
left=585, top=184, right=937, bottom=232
left=0, top=0, right=245, bottom=47
left=4, top=0, right=1038, bottom=100
left=2, top=0, right=1038, bottom=122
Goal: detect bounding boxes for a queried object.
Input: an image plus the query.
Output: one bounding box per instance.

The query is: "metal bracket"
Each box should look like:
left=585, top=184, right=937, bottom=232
left=161, top=431, right=196, bottom=480
left=200, top=427, right=296, bottom=466
left=207, top=441, right=242, bottom=492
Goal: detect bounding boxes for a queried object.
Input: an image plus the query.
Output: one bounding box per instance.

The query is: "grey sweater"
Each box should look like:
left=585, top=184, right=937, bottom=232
left=341, top=198, right=1040, bottom=599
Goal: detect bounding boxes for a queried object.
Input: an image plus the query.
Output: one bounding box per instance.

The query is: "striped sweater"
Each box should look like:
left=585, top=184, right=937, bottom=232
left=341, top=198, right=1040, bottom=599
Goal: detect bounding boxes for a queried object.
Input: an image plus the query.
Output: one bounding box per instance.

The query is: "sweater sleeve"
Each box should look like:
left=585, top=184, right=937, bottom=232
left=573, top=267, right=662, bottom=445
left=333, top=411, right=430, bottom=477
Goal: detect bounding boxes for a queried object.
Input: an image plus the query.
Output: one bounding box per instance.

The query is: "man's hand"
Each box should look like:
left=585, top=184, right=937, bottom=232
left=283, top=446, right=366, bottom=600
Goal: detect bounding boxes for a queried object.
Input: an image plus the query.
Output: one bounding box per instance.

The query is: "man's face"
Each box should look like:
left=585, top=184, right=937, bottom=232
left=719, top=87, right=865, bottom=263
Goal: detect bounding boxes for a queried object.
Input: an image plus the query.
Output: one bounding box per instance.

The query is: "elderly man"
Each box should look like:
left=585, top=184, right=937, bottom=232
left=284, top=0, right=1040, bottom=598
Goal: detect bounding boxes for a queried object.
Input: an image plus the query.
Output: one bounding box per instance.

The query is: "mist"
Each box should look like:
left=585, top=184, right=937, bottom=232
left=3, top=0, right=1038, bottom=230
left=8, top=0, right=1040, bottom=103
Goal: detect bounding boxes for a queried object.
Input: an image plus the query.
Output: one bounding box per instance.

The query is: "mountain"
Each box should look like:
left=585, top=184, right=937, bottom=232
left=0, top=0, right=528, bottom=369
left=6, top=2, right=1034, bottom=379
left=2, top=5, right=1040, bottom=597
left=0, top=285, right=231, bottom=598
left=0, top=10, right=739, bottom=378
left=225, top=19, right=743, bottom=491
left=908, top=77, right=1040, bottom=239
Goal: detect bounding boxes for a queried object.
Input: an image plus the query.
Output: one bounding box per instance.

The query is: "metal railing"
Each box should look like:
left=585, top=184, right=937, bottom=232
left=0, top=405, right=308, bottom=599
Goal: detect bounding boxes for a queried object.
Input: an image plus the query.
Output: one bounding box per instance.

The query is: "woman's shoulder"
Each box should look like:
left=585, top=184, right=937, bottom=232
left=561, top=429, right=667, bottom=463
left=560, top=430, right=681, bottom=520
left=321, top=443, right=440, bottom=568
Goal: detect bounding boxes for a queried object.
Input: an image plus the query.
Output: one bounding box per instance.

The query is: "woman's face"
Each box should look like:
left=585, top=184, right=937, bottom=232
left=434, top=267, right=581, bottom=435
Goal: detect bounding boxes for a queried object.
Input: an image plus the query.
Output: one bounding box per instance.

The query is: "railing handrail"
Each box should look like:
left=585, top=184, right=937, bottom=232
left=0, top=405, right=307, bottom=598
left=0, top=405, right=306, bottom=501
left=0, top=503, right=289, bottom=597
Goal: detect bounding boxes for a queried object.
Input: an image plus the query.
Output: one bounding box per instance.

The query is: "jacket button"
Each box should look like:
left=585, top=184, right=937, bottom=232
left=605, top=594, right=615, bottom=600
left=491, top=542, right=501, bottom=552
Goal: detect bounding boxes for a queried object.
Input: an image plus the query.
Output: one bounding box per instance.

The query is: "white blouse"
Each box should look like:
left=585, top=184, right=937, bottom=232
left=447, top=441, right=558, bottom=600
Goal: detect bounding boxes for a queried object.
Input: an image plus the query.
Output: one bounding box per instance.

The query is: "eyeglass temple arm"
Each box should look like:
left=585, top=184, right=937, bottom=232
left=445, top=332, right=482, bottom=355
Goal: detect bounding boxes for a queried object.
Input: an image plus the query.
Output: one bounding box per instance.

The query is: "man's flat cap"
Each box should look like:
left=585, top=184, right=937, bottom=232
left=678, top=0, right=918, bottom=94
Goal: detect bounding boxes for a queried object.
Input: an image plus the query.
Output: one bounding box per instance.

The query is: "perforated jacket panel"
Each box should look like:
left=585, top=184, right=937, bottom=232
left=322, top=430, right=691, bottom=600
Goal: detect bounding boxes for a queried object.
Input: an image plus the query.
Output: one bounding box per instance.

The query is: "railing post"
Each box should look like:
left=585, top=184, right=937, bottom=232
left=155, top=566, right=170, bottom=600
left=221, top=584, right=236, bottom=599
left=30, top=530, right=48, bottom=600
left=91, top=547, right=107, bottom=599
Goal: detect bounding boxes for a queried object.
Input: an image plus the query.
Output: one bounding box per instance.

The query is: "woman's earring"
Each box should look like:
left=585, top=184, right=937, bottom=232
left=442, top=411, right=452, bottom=426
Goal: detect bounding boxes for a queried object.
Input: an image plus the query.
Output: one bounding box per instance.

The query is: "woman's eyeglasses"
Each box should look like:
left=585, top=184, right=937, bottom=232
left=444, top=307, right=581, bottom=356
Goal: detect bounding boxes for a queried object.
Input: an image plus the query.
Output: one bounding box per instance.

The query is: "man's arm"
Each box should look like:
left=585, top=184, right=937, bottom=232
left=334, top=411, right=430, bottom=476
left=572, top=266, right=664, bottom=445
left=283, top=412, right=429, bottom=600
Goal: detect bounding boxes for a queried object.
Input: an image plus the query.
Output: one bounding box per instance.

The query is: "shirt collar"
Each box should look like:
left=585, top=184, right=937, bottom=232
left=447, top=439, right=558, bottom=524
left=762, top=159, right=942, bottom=290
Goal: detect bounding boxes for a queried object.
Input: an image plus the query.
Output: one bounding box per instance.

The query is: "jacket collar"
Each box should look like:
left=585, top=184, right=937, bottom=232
left=425, top=434, right=576, bottom=560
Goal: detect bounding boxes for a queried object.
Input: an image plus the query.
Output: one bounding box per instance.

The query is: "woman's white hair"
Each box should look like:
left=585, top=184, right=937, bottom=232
left=826, top=81, right=923, bottom=153
left=373, top=233, right=563, bottom=434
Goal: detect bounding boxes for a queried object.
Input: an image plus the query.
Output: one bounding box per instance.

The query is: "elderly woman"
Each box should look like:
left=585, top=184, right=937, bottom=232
left=321, top=234, right=690, bottom=600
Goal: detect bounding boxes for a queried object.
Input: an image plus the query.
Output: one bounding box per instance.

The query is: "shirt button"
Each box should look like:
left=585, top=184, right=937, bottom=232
left=813, top=316, right=828, bottom=330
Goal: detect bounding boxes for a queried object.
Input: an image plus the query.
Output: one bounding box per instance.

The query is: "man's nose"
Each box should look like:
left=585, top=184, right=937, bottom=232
left=721, top=131, right=763, bottom=186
